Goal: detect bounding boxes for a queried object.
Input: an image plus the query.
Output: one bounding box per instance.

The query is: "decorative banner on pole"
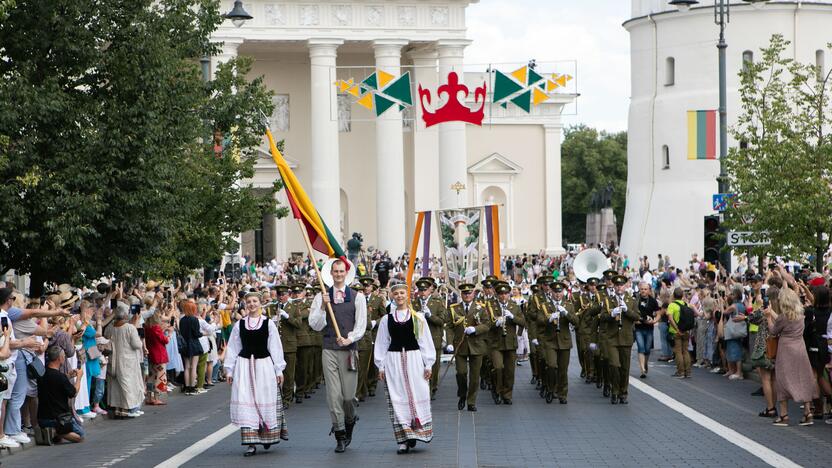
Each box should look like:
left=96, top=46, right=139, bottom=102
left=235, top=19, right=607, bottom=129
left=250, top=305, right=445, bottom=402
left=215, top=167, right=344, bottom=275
left=421, top=211, right=432, bottom=278
left=418, top=71, right=487, bottom=127
left=484, top=205, right=501, bottom=278
left=687, top=110, right=717, bottom=160
left=335, top=69, right=413, bottom=116
left=492, top=65, right=572, bottom=113
left=436, top=207, right=483, bottom=293
left=406, top=211, right=426, bottom=299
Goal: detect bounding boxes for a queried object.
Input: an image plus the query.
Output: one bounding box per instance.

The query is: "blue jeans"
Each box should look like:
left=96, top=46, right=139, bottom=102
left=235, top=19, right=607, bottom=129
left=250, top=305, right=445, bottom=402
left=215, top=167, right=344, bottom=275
left=657, top=322, right=671, bottom=358
left=91, top=377, right=105, bottom=405
left=39, top=417, right=85, bottom=438
left=4, top=353, right=28, bottom=436
left=635, top=328, right=654, bottom=355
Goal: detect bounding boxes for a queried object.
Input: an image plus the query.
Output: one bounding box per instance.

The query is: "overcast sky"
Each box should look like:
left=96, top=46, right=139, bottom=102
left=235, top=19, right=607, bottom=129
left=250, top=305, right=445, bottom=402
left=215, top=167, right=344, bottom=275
left=466, top=0, right=631, bottom=133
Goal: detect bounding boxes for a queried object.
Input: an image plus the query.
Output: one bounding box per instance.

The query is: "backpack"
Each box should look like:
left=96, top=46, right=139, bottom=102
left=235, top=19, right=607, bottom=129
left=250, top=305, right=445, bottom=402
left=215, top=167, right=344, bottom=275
left=675, top=300, right=695, bottom=332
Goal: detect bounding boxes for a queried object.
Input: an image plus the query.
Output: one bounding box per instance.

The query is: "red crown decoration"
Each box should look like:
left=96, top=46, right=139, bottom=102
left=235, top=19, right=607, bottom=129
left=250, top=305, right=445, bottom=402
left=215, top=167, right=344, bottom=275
left=418, top=72, right=487, bottom=127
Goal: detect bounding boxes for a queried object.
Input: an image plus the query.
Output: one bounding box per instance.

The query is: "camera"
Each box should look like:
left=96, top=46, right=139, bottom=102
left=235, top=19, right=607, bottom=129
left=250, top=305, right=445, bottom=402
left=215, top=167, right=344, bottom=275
left=130, top=303, right=142, bottom=315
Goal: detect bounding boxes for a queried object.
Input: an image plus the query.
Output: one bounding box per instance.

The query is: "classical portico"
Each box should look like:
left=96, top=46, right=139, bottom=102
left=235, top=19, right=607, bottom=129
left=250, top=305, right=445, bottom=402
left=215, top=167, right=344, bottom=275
left=214, top=0, right=572, bottom=261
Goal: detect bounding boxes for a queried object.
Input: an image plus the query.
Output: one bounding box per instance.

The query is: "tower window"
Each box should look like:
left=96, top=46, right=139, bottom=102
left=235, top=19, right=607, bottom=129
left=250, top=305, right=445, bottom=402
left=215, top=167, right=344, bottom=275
left=742, top=50, right=754, bottom=72
left=665, top=57, right=675, bottom=86
left=817, top=50, right=825, bottom=81
left=662, top=145, right=670, bottom=169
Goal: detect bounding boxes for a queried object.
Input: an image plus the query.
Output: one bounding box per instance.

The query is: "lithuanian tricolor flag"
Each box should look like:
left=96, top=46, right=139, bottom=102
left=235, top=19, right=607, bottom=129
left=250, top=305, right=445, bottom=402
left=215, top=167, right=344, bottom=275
left=687, top=110, right=717, bottom=160
left=265, top=128, right=347, bottom=264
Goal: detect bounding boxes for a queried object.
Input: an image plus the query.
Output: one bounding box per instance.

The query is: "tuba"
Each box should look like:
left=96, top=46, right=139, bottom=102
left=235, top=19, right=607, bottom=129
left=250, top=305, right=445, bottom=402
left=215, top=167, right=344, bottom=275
left=573, top=248, right=611, bottom=283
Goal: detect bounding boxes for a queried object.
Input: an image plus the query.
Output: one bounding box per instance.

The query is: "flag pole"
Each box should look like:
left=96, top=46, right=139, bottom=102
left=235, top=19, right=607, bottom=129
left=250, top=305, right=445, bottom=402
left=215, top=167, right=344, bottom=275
left=297, top=218, right=343, bottom=340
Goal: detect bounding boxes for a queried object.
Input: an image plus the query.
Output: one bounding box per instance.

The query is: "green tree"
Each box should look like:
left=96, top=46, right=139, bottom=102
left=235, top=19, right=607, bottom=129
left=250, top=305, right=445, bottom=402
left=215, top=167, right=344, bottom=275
left=560, top=126, right=628, bottom=245
left=0, top=0, right=283, bottom=294
left=725, top=34, right=832, bottom=270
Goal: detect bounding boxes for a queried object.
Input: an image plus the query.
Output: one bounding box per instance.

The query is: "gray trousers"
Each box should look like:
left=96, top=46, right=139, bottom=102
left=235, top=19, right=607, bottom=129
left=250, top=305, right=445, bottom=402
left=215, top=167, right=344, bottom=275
left=322, top=348, right=357, bottom=430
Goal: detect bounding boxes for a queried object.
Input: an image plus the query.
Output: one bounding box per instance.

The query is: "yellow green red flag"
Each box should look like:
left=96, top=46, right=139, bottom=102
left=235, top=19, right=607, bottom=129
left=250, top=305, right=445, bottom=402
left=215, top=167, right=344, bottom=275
left=265, top=128, right=347, bottom=263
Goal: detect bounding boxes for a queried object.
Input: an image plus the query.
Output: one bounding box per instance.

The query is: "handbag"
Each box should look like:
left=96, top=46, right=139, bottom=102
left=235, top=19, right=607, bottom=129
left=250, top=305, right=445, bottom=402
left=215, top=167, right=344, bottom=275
left=97, top=340, right=113, bottom=357
left=765, top=336, right=779, bottom=360
left=22, top=350, right=45, bottom=380
left=86, top=345, right=102, bottom=361
left=724, top=318, right=748, bottom=340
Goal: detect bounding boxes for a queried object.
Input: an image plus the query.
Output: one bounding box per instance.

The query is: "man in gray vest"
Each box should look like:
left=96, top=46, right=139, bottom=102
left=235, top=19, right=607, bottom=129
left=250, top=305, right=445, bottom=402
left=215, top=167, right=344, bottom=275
left=309, top=258, right=367, bottom=453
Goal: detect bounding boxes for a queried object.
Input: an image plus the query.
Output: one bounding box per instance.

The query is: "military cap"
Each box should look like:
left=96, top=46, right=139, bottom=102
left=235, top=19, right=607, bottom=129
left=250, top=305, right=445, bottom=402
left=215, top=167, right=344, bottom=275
left=459, top=283, right=476, bottom=293
left=530, top=284, right=541, bottom=294
left=358, top=276, right=375, bottom=287
left=612, top=275, right=628, bottom=286
left=415, top=278, right=434, bottom=291
left=603, top=269, right=617, bottom=280
left=349, top=282, right=363, bottom=292
left=275, top=285, right=290, bottom=294
left=290, top=284, right=305, bottom=293
left=494, top=281, right=511, bottom=294
left=551, top=281, right=566, bottom=292
left=535, top=276, right=549, bottom=286
left=586, top=277, right=600, bottom=287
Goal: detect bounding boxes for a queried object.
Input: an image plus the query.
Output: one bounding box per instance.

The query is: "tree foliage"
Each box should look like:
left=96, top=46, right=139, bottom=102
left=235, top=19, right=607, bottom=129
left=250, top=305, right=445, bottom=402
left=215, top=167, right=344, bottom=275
left=561, top=126, right=628, bottom=244
left=0, top=0, right=283, bottom=294
left=726, top=34, right=832, bottom=268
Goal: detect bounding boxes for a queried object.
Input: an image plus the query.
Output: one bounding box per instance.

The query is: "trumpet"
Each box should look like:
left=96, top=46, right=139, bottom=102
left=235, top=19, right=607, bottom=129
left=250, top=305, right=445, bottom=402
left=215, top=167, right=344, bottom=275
left=615, top=295, right=624, bottom=329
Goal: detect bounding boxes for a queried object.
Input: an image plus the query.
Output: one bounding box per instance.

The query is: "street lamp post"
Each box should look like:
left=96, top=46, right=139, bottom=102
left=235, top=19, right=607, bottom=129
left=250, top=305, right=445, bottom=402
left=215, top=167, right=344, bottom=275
left=670, top=0, right=769, bottom=270
left=450, top=181, right=466, bottom=209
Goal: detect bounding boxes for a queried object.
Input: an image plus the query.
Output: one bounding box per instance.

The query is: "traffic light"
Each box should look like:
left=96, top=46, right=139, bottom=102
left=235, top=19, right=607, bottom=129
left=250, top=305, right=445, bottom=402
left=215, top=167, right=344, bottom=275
left=703, top=215, right=722, bottom=263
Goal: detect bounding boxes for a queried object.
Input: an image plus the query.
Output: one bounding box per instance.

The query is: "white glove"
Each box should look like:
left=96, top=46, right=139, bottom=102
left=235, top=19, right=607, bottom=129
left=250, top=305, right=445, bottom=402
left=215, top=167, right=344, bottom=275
left=464, top=326, right=476, bottom=335
left=532, top=339, right=539, bottom=346
left=495, top=318, right=504, bottom=327
left=620, top=305, right=628, bottom=313
left=280, top=311, right=289, bottom=319
left=558, top=306, right=567, bottom=314
left=371, top=320, right=377, bottom=328
left=612, top=307, right=621, bottom=317
left=424, top=310, right=431, bottom=318
left=504, top=311, right=514, bottom=320
left=549, top=313, right=558, bottom=323
left=446, top=345, right=454, bottom=353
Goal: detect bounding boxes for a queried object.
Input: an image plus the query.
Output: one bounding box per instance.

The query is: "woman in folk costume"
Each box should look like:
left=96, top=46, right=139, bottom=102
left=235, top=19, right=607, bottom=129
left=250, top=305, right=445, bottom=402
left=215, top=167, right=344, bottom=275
left=224, top=291, right=288, bottom=457
left=374, top=282, right=435, bottom=454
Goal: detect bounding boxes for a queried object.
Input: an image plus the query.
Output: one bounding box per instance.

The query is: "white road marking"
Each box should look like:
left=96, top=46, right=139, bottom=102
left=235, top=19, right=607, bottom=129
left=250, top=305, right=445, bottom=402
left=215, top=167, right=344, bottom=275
left=629, top=377, right=802, bottom=468
left=154, top=423, right=237, bottom=468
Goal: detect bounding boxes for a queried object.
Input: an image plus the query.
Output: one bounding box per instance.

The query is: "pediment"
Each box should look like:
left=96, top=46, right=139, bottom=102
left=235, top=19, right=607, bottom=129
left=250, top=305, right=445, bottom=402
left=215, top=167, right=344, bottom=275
left=468, top=152, right=522, bottom=175
left=254, top=147, right=298, bottom=169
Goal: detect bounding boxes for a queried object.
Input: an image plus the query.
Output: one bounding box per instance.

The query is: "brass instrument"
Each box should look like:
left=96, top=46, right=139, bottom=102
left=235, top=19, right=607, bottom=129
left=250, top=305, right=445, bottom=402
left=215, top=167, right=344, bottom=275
left=615, top=294, right=624, bottom=329
left=491, top=302, right=508, bottom=336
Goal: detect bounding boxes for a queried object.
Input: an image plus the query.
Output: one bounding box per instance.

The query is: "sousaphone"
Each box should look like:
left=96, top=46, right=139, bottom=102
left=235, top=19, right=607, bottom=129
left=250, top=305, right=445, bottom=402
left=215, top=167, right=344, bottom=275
left=573, top=248, right=610, bottom=283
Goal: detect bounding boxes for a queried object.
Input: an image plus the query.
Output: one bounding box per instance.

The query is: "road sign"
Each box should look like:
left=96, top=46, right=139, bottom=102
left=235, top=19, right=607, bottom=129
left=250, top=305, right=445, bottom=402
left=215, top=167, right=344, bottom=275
left=712, top=193, right=735, bottom=212
left=726, top=231, right=771, bottom=247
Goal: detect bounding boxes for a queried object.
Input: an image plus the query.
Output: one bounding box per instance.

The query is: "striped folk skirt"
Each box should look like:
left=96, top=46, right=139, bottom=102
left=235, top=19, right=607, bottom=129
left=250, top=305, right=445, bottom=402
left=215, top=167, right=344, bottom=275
left=384, top=350, right=433, bottom=444
left=231, top=356, right=288, bottom=445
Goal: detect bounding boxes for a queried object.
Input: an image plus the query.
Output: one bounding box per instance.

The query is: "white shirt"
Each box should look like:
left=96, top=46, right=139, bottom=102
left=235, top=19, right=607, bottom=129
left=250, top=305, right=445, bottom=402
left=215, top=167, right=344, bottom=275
left=223, top=317, right=286, bottom=377
left=0, top=309, right=16, bottom=362
left=373, top=308, right=436, bottom=372
left=309, top=286, right=367, bottom=345
left=198, top=318, right=217, bottom=353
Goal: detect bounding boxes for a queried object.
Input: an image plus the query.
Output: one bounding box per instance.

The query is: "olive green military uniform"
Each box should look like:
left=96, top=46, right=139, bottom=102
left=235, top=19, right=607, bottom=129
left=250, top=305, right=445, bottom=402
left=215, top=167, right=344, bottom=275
left=365, top=292, right=388, bottom=396
left=478, top=293, right=500, bottom=393
left=295, top=295, right=315, bottom=402
left=412, top=292, right=447, bottom=397
left=600, top=285, right=640, bottom=403
left=526, top=290, right=551, bottom=394
left=353, top=284, right=374, bottom=401
left=448, top=299, right=493, bottom=410
left=278, top=296, right=303, bottom=405
left=487, top=299, right=525, bottom=402
left=574, top=288, right=606, bottom=384
left=534, top=294, right=578, bottom=402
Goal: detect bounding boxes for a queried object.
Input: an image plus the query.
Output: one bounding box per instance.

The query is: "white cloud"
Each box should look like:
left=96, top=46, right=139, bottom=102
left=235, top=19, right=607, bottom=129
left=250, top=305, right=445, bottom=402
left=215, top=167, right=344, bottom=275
left=466, top=0, right=631, bottom=132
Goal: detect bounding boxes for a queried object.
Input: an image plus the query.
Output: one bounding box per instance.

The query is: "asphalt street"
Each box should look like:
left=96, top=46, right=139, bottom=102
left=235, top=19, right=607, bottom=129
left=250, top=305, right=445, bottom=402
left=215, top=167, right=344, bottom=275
left=3, top=348, right=830, bottom=468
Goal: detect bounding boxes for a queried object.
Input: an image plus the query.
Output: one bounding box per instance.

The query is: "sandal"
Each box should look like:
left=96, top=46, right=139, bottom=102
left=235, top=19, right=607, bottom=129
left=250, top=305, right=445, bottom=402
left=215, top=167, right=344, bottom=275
left=772, top=415, right=789, bottom=426
left=244, top=445, right=257, bottom=457
left=758, top=407, right=776, bottom=418
left=799, top=415, right=814, bottom=426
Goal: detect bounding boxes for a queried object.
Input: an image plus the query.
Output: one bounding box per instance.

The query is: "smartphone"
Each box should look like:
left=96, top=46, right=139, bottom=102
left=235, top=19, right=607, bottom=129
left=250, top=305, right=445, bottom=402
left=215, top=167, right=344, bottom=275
left=110, top=298, right=117, bottom=310
left=1, top=316, right=8, bottom=330
left=762, top=295, right=770, bottom=308
left=130, top=303, right=141, bottom=315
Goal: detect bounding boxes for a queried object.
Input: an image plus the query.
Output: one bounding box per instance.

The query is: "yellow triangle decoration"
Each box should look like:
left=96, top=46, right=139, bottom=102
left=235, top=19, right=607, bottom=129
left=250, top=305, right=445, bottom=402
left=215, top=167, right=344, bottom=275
left=546, top=79, right=559, bottom=92
left=356, top=92, right=374, bottom=110
left=336, top=78, right=355, bottom=93
left=532, top=87, right=550, bottom=106
left=510, top=66, right=528, bottom=85
left=377, top=70, right=395, bottom=88
left=347, top=85, right=360, bottom=97
left=555, top=74, right=571, bottom=87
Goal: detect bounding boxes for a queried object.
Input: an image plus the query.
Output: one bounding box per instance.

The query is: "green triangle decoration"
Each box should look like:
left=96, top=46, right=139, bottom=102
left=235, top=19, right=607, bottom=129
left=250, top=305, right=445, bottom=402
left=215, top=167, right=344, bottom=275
left=398, top=104, right=405, bottom=111
left=510, top=89, right=531, bottom=113
left=528, top=68, right=545, bottom=86
left=493, top=70, right=524, bottom=103
left=373, top=93, right=397, bottom=116
left=500, top=102, right=508, bottom=109
left=536, top=81, right=546, bottom=90
left=382, top=71, right=413, bottom=106
left=361, top=72, right=378, bottom=90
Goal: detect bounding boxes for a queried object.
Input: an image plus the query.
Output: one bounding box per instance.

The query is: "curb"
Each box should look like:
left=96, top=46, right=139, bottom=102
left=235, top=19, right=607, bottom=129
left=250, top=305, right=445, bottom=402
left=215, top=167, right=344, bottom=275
left=0, top=411, right=105, bottom=457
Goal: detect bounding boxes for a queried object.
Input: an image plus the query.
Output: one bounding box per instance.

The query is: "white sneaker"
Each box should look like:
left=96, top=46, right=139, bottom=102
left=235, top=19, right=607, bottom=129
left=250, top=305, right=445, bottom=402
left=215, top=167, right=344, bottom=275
left=0, top=436, right=20, bottom=448
left=10, top=433, right=30, bottom=444
left=196, top=388, right=208, bottom=394
left=80, top=412, right=97, bottom=419
left=710, top=367, right=721, bottom=374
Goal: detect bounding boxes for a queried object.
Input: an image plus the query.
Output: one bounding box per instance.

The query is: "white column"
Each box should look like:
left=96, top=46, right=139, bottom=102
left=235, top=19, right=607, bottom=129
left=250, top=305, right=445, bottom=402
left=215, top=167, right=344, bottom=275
left=308, top=39, right=344, bottom=244
left=436, top=39, right=472, bottom=209
left=410, top=48, right=440, bottom=212
left=544, top=123, right=565, bottom=254
left=373, top=39, right=408, bottom=254
left=211, top=37, right=244, bottom=77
